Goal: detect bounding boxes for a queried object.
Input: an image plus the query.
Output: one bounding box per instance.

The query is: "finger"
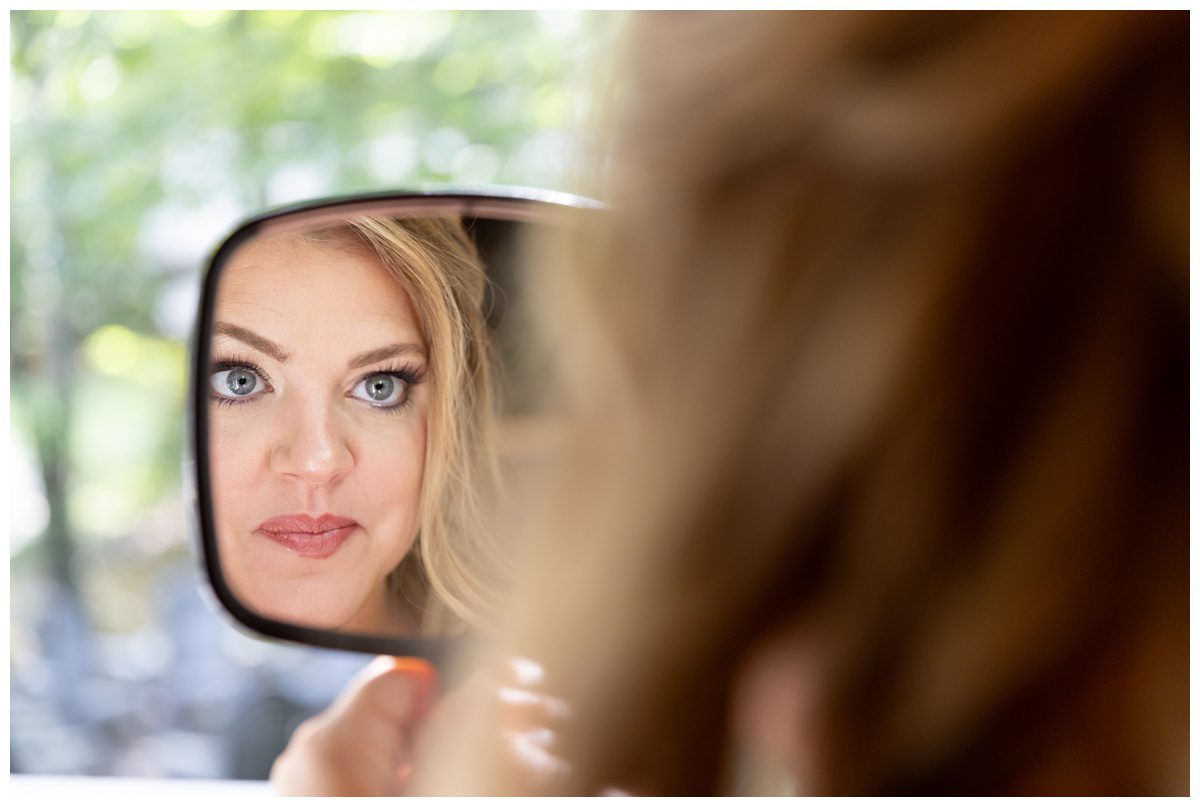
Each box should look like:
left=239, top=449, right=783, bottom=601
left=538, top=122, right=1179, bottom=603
left=396, top=761, right=414, bottom=793
left=494, top=655, right=572, bottom=729
left=335, top=655, right=439, bottom=727
left=500, top=727, right=574, bottom=789
left=270, top=657, right=438, bottom=797
left=432, top=665, right=572, bottom=734
left=496, top=684, right=573, bottom=729
left=392, top=657, right=440, bottom=721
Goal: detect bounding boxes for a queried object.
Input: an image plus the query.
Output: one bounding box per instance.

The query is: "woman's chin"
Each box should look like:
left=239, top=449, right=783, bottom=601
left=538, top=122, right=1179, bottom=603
left=242, top=589, right=360, bottom=631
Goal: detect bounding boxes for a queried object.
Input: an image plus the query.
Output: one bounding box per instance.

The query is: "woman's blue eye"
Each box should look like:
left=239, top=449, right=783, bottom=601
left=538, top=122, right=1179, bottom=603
left=211, top=367, right=265, bottom=399
left=351, top=373, right=408, bottom=408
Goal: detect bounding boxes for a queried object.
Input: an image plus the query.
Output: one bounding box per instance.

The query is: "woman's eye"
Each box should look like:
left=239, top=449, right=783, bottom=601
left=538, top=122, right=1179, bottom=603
left=351, top=373, right=409, bottom=408
left=210, top=367, right=267, bottom=400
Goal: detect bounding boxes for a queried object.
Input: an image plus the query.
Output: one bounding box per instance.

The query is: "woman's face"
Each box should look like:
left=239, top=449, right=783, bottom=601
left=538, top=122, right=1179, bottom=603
left=209, top=230, right=428, bottom=634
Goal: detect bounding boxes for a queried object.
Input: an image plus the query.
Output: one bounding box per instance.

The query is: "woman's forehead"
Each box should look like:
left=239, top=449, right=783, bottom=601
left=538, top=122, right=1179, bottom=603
left=214, top=231, right=424, bottom=347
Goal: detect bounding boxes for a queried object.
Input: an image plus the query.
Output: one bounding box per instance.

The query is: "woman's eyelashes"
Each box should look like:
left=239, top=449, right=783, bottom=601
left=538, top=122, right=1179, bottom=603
left=347, top=364, right=427, bottom=412
left=210, top=358, right=273, bottom=407
left=208, top=357, right=426, bottom=412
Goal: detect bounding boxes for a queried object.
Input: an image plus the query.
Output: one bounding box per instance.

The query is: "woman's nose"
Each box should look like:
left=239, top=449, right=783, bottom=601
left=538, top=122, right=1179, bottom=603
left=270, top=403, right=353, bottom=487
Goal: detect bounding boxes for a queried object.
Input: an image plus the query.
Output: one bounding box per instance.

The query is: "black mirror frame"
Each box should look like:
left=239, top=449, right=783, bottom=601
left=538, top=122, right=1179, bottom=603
left=188, top=187, right=601, bottom=664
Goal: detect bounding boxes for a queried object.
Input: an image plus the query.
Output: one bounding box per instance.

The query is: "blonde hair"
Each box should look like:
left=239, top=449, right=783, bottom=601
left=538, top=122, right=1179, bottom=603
left=428, top=11, right=1187, bottom=796
left=308, top=215, right=507, bottom=635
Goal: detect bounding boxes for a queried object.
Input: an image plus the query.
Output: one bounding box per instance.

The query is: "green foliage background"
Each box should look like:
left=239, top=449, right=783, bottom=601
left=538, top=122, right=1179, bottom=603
left=11, top=10, right=615, bottom=632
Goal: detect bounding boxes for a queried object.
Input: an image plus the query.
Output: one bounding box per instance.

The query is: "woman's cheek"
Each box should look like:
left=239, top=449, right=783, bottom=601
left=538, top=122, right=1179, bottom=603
left=361, top=416, right=427, bottom=503
left=211, top=411, right=274, bottom=491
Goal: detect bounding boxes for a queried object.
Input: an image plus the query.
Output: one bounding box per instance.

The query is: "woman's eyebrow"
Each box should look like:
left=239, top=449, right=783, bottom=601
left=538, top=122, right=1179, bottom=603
left=348, top=343, right=426, bottom=369
left=214, top=322, right=290, bottom=363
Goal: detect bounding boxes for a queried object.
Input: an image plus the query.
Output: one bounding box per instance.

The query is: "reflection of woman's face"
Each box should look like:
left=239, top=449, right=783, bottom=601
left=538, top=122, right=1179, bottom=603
left=210, top=230, right=427, bottom=634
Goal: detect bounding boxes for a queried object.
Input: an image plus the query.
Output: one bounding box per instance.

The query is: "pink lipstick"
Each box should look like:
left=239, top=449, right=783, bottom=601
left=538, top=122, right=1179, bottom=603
left=254, top=513, right=358, bottom=559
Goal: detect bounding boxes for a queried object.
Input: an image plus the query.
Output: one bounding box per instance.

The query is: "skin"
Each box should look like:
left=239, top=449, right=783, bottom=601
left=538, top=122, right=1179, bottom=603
left=272, top=655, right=579, bottom=796
left=210, top=229, right=428, bottom=635
left=271, top=656, right=441, bottom=796
left=269, top=644, right=812, bottom=796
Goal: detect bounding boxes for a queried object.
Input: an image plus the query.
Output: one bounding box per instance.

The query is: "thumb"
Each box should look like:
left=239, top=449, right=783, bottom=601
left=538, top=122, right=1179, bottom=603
left=335, top=655, right=440, bottom=727
left=271, top=656, right=440, bottom=796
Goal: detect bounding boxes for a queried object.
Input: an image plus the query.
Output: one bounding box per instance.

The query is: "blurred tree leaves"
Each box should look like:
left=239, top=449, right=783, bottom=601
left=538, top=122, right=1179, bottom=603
left=11, top=11, right=616, bottom=587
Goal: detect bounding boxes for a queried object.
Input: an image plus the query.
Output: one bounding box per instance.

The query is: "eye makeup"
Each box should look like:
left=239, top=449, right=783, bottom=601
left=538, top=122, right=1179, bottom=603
left=207, top=354, right=428, bottom=413
left=210, top=355, right=274, bottom=408
left=348, top=362, right=428, bottom=414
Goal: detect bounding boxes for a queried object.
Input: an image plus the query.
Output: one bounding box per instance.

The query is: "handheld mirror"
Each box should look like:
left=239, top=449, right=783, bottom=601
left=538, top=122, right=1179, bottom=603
left=189, top=189, right=595, bottom=663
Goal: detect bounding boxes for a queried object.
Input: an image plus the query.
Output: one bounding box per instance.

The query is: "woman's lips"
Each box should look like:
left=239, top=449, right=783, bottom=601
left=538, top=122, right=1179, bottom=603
left=254, top=513, right=358, bottom=559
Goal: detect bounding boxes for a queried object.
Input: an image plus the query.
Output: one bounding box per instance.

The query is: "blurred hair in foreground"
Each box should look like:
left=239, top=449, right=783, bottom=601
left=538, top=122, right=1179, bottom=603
left=422, top=11, right=1188, bottom=795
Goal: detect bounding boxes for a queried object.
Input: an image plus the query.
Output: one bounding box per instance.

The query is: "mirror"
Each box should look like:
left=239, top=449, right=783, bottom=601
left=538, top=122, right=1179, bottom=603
left=190, top=190, right=594, bottom=661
